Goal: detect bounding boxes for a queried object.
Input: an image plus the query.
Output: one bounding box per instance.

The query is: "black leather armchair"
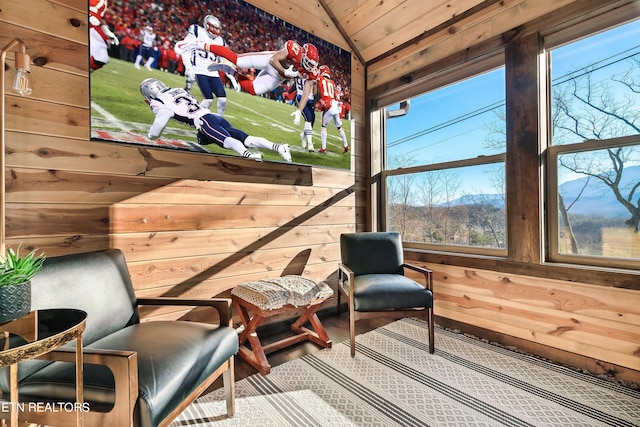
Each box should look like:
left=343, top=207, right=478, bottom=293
left=338, top=232, right=434, bottom=356
left=0, top=249, right=238, bottom=427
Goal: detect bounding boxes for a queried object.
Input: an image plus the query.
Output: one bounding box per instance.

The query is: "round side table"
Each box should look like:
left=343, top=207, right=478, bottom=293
left=0, top=308, right=87, bottom=427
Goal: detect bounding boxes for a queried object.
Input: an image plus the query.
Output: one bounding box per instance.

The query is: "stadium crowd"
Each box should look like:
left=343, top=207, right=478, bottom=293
left=101, top=0, right=351, bottom=117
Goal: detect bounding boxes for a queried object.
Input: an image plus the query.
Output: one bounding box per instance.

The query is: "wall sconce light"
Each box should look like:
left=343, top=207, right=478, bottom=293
left=12, top=52, right=33, bottom=96
left=1, top=38, right=33, bottom=256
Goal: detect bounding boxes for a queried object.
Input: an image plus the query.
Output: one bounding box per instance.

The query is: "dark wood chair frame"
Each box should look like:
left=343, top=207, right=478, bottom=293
left=337, top=262, right=434, bottom=356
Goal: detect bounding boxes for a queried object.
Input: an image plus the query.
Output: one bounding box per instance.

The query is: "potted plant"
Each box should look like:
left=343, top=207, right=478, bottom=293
left=0, top=246, right=46, bottom=324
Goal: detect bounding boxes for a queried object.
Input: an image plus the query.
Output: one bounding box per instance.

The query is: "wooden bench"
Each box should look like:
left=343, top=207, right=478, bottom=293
left=231, top=276, right=333, bottom=374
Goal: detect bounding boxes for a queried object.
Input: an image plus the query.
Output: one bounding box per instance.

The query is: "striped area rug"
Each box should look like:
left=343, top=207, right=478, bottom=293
left=171, top=318, right=640, bottom=426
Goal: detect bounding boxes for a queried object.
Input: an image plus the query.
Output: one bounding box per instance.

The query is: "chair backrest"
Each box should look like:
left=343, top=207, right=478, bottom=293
left=340, top=232, right=404, bottom=276
left=1, top=249, right=140, bottom=389
left=29, top=249, right=140, bottom=344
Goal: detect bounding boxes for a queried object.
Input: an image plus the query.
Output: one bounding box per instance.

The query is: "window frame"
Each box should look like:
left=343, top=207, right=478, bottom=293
left=543, top=15, right=640, bottom=271
left=369, top=2, right=640, bottom=280
left=382, top=154, right=507, bottom=256
left=546, top=135, right=640, bottom=270
left=379, top=56, right=508, bottom=256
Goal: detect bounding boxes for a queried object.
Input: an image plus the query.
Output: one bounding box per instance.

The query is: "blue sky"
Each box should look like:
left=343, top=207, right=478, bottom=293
left=385, top=19, right=640, bottom=193
left=386, top=68, right=505, bottom=165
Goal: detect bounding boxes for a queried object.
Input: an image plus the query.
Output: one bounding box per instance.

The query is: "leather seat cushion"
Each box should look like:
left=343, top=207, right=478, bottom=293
left=353, top=274, right=433, bottom=311
left=18, top=321, right=239, bottom=426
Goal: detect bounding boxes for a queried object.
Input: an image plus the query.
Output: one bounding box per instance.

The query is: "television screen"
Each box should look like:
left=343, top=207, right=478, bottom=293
left=90, top=0, right=352, bottom=168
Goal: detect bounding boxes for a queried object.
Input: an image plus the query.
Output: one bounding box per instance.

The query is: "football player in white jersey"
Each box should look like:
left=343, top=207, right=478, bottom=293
left=294, top=77, right=316, bottom=152
left=174, top=15, right=238, bottom=116
left=134, top=25, right=157, bottom=70
left=140, top=78, right=291, bottom=162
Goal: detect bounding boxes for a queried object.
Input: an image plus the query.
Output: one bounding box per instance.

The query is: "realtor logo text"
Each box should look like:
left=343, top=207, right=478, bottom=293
left=1, top=401, right=90, bottom=413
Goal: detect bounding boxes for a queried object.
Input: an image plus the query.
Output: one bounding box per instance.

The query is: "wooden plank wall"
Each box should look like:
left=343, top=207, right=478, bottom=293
left=1, top=0, right=365, bottom=321
left=412, top=263, right=640, bottom=377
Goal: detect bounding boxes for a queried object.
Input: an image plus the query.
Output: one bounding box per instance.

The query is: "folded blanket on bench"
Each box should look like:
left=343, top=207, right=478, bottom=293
left=231, top=275, right=333, bottom=310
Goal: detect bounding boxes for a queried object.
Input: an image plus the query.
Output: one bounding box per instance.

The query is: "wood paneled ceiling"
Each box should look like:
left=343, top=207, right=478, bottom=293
left=319, top=0, right=494, bottom=66
left=256, top=0, right=623, bottom=93
left=315, top=0, right=602, bottom=92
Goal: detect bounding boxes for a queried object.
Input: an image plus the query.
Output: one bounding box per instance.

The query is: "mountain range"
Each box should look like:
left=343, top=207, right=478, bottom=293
left=557, top=165, right=639, bottom=217
left=447, top=165, right=639, bottom=218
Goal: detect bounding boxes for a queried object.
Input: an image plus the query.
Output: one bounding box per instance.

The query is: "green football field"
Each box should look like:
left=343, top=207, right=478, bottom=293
left=90, top=58, right=351, bottom=168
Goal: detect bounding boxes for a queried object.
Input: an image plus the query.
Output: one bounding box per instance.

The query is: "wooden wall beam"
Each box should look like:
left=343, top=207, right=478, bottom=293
left=505, top=32, right=542, bottom=264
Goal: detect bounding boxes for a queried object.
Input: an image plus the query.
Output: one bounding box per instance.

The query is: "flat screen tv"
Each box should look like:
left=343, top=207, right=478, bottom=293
left=90, top=0, right=352, bottom=168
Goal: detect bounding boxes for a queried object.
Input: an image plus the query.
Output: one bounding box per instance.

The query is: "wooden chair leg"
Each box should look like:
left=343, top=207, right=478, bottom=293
left=290, top=306, right=332, bottom=348
left=223, top=357, right=235, bottom=416
left=349, top=305, right=356, bottom=357
left=233, top=297, right=272, bottom=374
left=428, top=306, right=435, bottom=354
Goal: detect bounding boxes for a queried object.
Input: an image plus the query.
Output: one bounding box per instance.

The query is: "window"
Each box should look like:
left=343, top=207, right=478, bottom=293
left=547, top=19, right=640, bottom=269
left=382, top=67, right=507, bottom=254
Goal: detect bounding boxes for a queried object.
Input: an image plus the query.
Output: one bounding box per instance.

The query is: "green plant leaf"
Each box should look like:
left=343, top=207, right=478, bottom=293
left=0, top=245, right=46, bottom=287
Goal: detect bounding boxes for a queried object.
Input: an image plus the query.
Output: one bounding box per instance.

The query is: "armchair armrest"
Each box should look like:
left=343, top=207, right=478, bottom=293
left=337, top=263, right=355, bottom=295
left=37, top=348, right=138, bottom=427
left=40, top=346, right=136, bottom=362
left=402, top=263, right=433, bottom=291
left=136, top=297, right=233, bottom=327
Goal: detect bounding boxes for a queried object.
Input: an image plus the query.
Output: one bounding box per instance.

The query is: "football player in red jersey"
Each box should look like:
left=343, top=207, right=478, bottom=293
left=315, top=65, right=349, bottom=154
left=192, top=39, right=319, bottom=99
left=89, top=0, right=119, bottom=71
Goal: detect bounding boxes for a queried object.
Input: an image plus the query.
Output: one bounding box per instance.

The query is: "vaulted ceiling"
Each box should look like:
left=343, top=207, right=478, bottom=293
left=318, top=0, right=490, bottom=66
left=254, top=0, right=617, bottom=92
left=313, top=0, right=594, bottom=93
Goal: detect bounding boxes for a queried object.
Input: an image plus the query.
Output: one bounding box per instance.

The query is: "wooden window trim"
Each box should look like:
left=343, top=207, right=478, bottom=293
left=371, top=2, right=640, bottom=288
left=547, top=135, right=640, bottom=270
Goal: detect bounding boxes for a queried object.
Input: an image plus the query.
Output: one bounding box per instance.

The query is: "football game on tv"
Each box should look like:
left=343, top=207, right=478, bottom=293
left=89, top=0, right=352, bottom=168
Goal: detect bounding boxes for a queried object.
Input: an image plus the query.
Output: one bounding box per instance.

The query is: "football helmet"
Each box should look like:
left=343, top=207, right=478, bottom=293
left=140, top=78, right=168, bottom=102
left=204, top=15, right=222, bottom=38
left=300, top=43, right=319, bottom=73
left=319, top=65, right=331, bottom=79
